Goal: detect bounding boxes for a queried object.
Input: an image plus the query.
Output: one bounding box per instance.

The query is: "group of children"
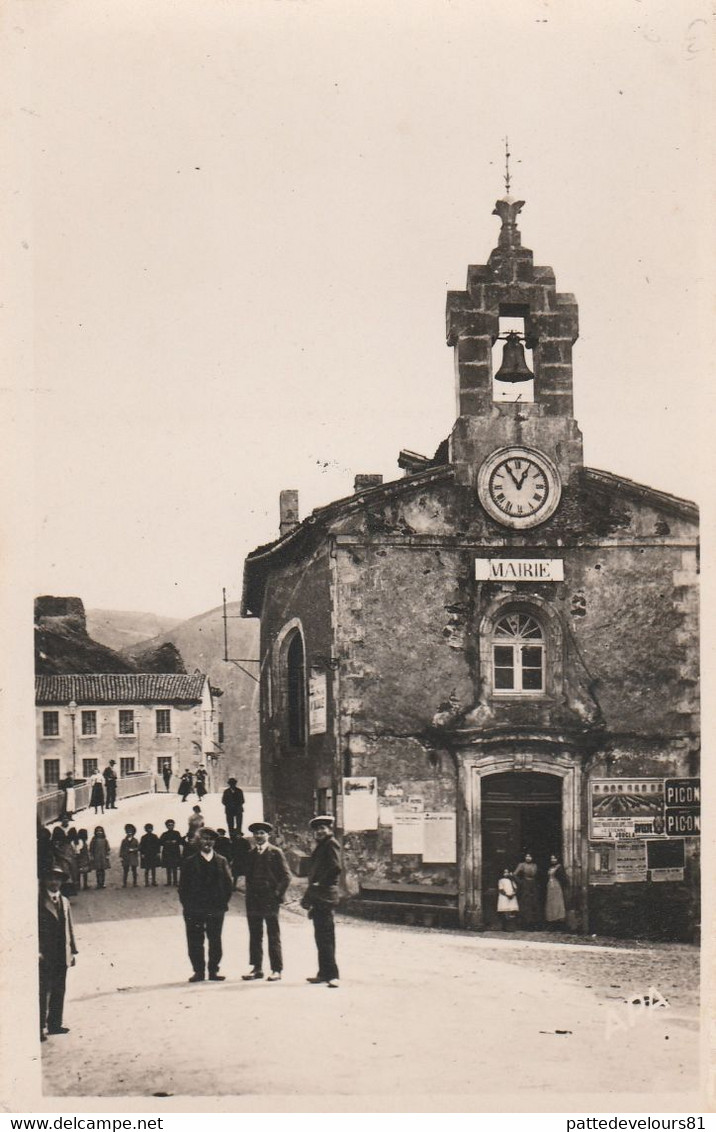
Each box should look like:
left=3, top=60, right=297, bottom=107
left=39, top=806, right=252, bottom=894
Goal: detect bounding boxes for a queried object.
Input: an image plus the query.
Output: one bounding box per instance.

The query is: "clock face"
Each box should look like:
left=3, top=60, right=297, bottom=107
left=477, top=447, right=561, bottom=529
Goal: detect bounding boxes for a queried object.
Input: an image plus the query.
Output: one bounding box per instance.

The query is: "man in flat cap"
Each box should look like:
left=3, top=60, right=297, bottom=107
left=178, top=827, right=233, bottom=982
left=304, top=816, right=341, bottom=989
left=39, top=865, right=78, bottom=1040
left=242, top=821, right=291, bottom=982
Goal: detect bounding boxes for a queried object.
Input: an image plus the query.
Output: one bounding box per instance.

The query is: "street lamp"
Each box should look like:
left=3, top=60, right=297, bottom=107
left=68, top=700, right=77, bottom=779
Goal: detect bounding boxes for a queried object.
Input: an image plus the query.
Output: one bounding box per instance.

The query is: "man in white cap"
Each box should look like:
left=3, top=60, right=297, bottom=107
left=304, top=816, right=341, bottom=989
left=242, top=821, right=291, bottom=982
left=39, top=865, right=78, bottom=1040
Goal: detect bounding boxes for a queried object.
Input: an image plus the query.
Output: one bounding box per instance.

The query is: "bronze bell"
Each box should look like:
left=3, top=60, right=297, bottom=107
left=494, top=331, right=534, bottom=383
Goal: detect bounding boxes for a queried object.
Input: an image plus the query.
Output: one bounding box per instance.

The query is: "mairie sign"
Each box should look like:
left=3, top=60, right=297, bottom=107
left=475, top=558, right=564, bottom=582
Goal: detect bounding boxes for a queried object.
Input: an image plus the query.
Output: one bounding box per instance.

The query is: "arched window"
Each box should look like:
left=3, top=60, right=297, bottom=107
left=492, top=612, right=544, bottom=694
left=286, top=631, right=306, bottom=748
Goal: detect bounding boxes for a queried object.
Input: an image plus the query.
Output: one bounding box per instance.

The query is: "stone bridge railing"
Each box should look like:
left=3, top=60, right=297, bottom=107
left=37, top=772, right=155, bottom=825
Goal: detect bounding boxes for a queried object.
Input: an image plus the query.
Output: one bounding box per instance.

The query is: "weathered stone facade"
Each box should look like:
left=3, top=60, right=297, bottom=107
left=242, top=196, right=699, bottom=941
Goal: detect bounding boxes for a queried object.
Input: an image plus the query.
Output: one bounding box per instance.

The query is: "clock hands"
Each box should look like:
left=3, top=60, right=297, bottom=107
left=505, top=463, right=530, bottom=490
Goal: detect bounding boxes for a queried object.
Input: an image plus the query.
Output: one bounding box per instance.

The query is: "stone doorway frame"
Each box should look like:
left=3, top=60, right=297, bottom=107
left=456, top=747, right=584, bottom=930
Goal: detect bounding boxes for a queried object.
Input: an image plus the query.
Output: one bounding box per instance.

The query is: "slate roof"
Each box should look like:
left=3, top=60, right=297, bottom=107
left=35, top=673, right=209, bottom=707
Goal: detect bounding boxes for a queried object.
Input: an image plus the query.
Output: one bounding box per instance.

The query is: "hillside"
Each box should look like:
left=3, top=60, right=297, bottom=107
left=86, top=609, right=181, bottom=653
left=123, top=602, right=261, bottom=787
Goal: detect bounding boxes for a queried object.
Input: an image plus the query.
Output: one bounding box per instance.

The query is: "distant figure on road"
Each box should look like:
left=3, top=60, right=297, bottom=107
left=39, top=865, right=78, bottom=1041
left=221, top=778, right=245, bottom=835
left=303, top=816, right=341, bottom=989
left=545, top=854, right=568, bottom=928
left=89, top=825, right=110, bottom=888
left=187, top=805, right=205, bottom=837
left=120, top=824, right=140, bottom=887
left=140, top=823, right=161, bottom=886
left=160, top=819, right=183, bottom=886
left=162, top=764, right=172, bottom=792
left=513, top=852, right=540, bottom=929
left=195, top=765, right=208, bottom=800
left=178, top=770, right=193, bottom=802
left=89, top=771, right=105, bottom=815
left=497, top=868, right=519, bottom=930
left=103, top=761, right=118, bottom=809
left=178, top=827, right=233, bottom=982
left=242, top=822, right=291, bottom=983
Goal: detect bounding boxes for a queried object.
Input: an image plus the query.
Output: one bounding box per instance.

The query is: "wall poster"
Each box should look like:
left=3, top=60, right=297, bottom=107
left=422, top=812, right=457, bottom=863
left=342, top=776, right=378, bottom=831
left=308, top=671, right=327, bottom=734
left=588, top=840, right=647, bottom=884
left=392, top=812, right=424, bottom=855
left=589, top=778, right=665, bottom=840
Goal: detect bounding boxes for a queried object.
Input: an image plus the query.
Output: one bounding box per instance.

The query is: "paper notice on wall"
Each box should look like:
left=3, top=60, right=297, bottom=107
left=392, top=812, right=424, bottom=855
left=614, top=839, right=648, bottom=882
left=650, top=867, right=685, bottom=883
left=378, top=804, right=394, bottom=826
left=308, top=671, right=327, bottom=735
left=342, top=777, right=378, bottom=831
left=422, top=812, right=457, bottom=863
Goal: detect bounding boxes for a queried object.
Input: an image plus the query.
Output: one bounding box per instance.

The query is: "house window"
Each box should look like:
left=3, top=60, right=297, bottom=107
left=118, top=709, right=135, bottom=735
left=156, top=709, right=171, bottom=734
left=217, top=722, right=224, bottom=744
left=286, top=631, right=307, bottom=748
left=43, top=711, right=59, bottom=737
left=81, top=710, right=97, bottom=736
left=82, top=758, right=98, bottom=778
left=120, top=757, right=136, bottom=777
left=44, top=758, right=60, bottom=787
left=492, top=612, right=545, bottom=693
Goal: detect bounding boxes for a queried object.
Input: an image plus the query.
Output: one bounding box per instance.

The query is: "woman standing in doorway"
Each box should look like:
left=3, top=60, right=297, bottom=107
left=514, top=852, right=540, bottom=929
left=545, top=854, right=568, bottom=927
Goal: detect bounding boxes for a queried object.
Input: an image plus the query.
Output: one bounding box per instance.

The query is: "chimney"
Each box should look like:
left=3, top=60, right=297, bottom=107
left=279, top=490, right=300, bottom=537
left=353, top=474, right=383, bottom=494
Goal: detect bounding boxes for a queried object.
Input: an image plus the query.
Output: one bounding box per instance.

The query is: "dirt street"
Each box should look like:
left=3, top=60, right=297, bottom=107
left=41, top=793, right=700, bottom=1105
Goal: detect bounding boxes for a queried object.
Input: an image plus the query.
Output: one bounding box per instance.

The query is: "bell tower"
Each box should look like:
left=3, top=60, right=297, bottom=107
left=446, top=188, right=583, bottom=500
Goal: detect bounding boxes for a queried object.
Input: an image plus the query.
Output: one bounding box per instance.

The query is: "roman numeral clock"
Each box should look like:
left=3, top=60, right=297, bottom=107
left=477, top=446, right=561, bottom=529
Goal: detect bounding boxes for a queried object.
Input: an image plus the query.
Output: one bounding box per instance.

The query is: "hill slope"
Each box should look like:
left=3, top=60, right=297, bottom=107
left=123, top=603, right=261, bottom=787
left=86, top=609, right=181, bottom=653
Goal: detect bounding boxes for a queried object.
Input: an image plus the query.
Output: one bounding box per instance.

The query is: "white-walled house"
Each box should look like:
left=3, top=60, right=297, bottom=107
left=36, top=673, right=222, bottom=791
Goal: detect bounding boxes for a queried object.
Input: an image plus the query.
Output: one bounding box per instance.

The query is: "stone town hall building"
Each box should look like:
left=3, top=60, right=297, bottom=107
left=242, top=194, right=699, bottom=940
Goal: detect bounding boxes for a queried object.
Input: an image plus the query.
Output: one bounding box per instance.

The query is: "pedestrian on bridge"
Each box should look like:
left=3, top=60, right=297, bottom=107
left=103, top=761, right=118, bottom=809
left=178, top=827, right=233, bottom=982
left=242, top=822, right=291, bottom=983
left=178, top=770, right=193, bottom=802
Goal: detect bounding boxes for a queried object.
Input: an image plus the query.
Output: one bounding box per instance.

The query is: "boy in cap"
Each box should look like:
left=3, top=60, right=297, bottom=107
left=178, top=827, right=233, bottom=982
left=38, top=865, right=78, bottom=1040
left=304, top=816, right=341, bottom=988
left=242, top=822, right=291, bottom=982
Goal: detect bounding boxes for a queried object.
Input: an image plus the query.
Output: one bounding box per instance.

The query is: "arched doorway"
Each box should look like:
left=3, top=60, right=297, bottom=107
left=480, top=770, right=562, bottom=926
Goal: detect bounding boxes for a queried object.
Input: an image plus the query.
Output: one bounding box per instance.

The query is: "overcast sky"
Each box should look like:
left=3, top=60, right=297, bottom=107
left=12, top=0, right=713, bottom=620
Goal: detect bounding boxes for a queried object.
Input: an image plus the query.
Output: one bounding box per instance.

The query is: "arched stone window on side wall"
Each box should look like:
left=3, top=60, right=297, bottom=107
left=492, top=611, right=545, bottom=695
left=285, top=629, right=307, bottom=750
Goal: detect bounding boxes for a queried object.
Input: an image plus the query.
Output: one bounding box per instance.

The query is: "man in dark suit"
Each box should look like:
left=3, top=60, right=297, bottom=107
left=304, top=815, right=341, bottom=989
left=221, top=778, right=245, bottom=835
left=39, top=865, right=78, bottom=1040
left=242, top=821, right=291, bottom=982
left=103, top=760, right=118, bottom=809
left=178, top=827, right=233, bottom=982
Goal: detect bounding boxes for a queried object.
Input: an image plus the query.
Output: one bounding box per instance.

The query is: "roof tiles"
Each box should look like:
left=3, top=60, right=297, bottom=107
left=35, top=673, right=208, bottom=707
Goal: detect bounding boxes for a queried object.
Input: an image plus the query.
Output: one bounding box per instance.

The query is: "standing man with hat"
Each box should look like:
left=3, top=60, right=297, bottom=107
left=178, top=827, right=233, bottom=982
left=103, top=760, right=118, bottom=809
left=242, top=822, right=291, bottom=982
left=304, top=816, right=341, bottom=989
left=39, top=865, right=78, bottom=1040
left=221, top=777, right=245, bottom=836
